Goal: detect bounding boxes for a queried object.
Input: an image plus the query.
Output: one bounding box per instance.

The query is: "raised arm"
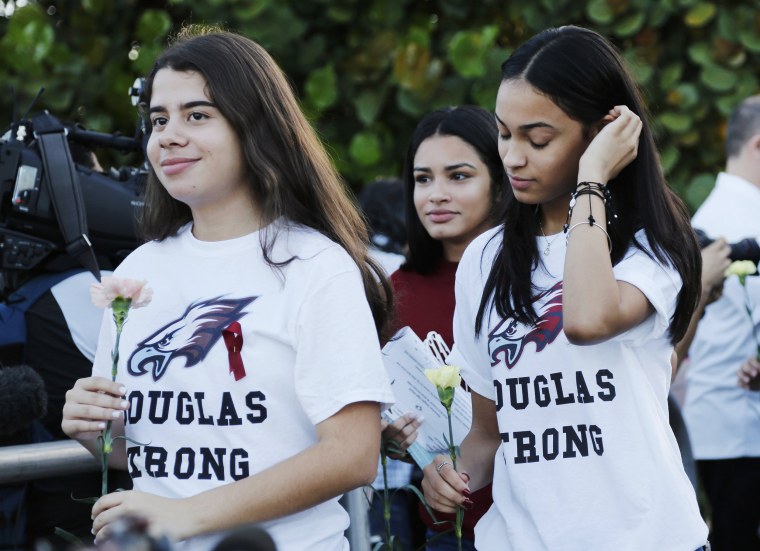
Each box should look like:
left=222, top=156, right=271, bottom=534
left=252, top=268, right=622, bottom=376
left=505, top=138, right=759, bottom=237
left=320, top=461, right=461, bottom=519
left=562, top=106, right=650, bottom=344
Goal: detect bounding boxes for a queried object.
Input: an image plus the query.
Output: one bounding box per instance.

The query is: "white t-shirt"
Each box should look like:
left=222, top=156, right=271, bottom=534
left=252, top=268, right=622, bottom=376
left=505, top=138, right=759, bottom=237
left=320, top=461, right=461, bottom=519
left=683, top=172, right=760, bottom=459
left=448, top=226, right=707, bottom=551
left=92, top=221, right=394, bottom=551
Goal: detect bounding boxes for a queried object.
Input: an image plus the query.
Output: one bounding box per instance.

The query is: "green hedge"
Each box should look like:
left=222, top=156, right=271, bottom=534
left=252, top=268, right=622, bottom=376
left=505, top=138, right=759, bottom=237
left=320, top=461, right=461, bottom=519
left=2, top=0, right=759, bottom=210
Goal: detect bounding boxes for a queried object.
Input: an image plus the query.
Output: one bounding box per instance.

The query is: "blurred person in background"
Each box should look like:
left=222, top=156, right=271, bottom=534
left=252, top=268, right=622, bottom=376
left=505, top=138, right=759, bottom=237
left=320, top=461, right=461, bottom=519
left=682, top=95, right=760, bottom=551
left=380, top=105, right=504, bottom=550
left=358, top=177, right=406, bottom=277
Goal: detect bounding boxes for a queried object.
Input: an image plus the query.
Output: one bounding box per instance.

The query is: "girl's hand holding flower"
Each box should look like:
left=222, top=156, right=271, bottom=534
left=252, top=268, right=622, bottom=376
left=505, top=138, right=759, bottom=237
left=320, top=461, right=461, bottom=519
left=61, top=376, right=129, bottom=442
left=421, top=453, right=472, bottom=514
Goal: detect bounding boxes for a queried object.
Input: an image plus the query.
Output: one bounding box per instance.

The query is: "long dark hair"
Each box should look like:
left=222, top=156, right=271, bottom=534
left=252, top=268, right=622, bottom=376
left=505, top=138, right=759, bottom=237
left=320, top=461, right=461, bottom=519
left=401, top=106, right=505, bottom=274
left=140, top=26, right=392, bottom=336
left=476, top=26, right=700, bottom=345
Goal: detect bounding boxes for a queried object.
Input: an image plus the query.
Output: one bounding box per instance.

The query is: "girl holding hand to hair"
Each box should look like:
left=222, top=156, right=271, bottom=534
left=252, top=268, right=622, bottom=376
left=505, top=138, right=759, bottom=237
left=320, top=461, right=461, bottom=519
left=421, top=26, right=709, bottom=550
left=62, top=28, right=393, bottom=551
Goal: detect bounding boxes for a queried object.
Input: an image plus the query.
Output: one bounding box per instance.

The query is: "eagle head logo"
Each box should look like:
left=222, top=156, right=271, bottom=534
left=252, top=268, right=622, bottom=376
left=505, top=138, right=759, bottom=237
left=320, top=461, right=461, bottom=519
left=127, top=296, right=257, bottom=381
left=487, top=281, right=563, bottom=369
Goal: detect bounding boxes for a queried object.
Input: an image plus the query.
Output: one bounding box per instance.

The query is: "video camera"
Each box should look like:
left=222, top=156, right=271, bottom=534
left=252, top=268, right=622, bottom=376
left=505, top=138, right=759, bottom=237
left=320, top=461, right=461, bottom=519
left=0, top=86, right=147, bottom=291
left=695, top=228, right=760, bottom=265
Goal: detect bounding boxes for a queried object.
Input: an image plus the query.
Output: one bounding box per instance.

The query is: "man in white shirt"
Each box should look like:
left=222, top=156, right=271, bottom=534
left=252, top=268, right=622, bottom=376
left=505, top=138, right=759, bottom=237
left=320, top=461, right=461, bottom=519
left=682, top=95, right=760, bottom=551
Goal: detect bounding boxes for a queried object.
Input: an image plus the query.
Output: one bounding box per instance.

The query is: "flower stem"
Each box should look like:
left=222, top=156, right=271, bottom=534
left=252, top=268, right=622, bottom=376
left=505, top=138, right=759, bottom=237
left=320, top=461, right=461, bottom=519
left=446, top=406, right=462, bottom=551
left=380, top=446, right=392, bottom=550
left=101, top=317, right=124, bottom=496
left=101, top=422, right=111, bottom=496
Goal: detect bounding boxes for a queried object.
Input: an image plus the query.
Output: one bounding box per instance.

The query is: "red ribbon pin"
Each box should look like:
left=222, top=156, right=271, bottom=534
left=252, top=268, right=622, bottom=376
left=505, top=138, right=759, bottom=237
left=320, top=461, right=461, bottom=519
left=222, top=321, right=246, bottom=381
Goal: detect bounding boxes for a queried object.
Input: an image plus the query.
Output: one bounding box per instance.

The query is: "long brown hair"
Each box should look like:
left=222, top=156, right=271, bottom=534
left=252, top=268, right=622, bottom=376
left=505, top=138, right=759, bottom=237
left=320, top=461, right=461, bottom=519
left=140, top=26, right=392, bottom=336
left=476, top=26, right=700, bottom=345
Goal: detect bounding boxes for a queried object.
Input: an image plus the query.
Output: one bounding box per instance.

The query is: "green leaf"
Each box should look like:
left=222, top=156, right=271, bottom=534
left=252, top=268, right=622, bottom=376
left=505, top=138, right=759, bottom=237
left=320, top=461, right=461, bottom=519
left=393, top=42, right=430, bottom=90
left=472, top=78, right=498, bottom=110
left=623, top=49, right=654, bottom=85
left=659, top=111, right=692, bottom=133
left=135, top=10, right=172, bottom=43
left=396, top=88, right=427, bottom=116
left=738, top=30, right=760, bottom=53
left=81, top=0, right=105, bottom=12
left=586, top=0, right=614, bottom=24
left=326, top=6, right=353, bottom=23
left=649, top=0, right=678, bottom=26
left=684, top=2, right=717, bottom=28
left=369, top=0, right=404, bottom=26
left=234, top=0, right=272, bottom=21
left=354, top=89, right=386, bottom=126
left=404, top=483, right=443, bottom=525
left=447, top=26, right=499, bottom=78
left=431, top=76, right=468, bottom=109
left=687, top=43, right=713, bottom=66
left=660, top=144, right=680, bottom=174
left=659, top=64, right=683, bottom=89
left=678, top=130, right=701, bottom=147
left=408, top=25, right=431, bottom=48
left=674, top=83, right=700, bottom=108
left=305, top=64, right=338, bottom=111
left=716, top=6, right=737, bottom=39
left=685, top=173, right=716, bottom=211
left=613, top=12, right=646, bottom=38
left=349, top=131, right=382, bottom=166
left=700, top=63, right=738, bottom=91
left=1, top=5, right=54, bottom=65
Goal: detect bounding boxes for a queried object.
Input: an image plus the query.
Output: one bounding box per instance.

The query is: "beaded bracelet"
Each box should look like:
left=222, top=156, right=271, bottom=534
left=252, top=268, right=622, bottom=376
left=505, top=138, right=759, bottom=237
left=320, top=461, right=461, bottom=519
left=565, top=221, right=613, bottom=253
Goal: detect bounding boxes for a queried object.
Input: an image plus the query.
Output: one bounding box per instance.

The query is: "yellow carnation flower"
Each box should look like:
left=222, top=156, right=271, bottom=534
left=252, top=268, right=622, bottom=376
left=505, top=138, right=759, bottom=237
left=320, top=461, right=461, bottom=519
left=725, top=260, right=758, bottom=278
left=726, top=260, right=758, bottom=286
left=424, top=364, right=462, bottom=390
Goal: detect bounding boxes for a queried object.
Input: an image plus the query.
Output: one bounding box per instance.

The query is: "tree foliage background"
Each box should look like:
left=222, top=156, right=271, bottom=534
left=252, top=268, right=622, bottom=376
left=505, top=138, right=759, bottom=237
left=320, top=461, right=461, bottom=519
left=1, top=0, right=759, bottom=209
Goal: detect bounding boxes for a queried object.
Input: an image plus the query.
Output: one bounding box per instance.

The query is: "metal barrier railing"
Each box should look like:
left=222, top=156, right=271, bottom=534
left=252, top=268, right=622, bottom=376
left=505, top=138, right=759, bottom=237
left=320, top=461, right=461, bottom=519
left=0, top=440, right=97, bottom=484
left=0, top=441, right=370, bottom=551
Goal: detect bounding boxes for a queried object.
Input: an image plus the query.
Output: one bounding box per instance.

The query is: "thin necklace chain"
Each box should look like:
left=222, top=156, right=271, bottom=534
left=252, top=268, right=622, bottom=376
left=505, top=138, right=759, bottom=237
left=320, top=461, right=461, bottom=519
left=538, top=218, right=560, bottom=256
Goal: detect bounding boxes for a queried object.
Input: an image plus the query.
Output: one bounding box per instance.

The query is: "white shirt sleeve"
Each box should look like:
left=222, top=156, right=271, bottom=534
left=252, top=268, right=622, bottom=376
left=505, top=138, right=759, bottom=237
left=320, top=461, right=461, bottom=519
left=613, top=236, right=681, bottom=345
left=294, top=265, right=394, bottom=425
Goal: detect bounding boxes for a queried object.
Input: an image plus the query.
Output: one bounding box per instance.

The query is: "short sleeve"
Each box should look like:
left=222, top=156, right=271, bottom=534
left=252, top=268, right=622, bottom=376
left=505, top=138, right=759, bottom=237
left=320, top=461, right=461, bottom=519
left=294, top=266, right=394, bottom=425
left=613, top=236, right=682, bottom=344
left=449, top=239, right=496, bottom=401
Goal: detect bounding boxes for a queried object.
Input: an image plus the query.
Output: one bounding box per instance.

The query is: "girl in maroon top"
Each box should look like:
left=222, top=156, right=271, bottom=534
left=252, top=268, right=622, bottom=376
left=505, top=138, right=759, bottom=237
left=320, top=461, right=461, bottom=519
left=384, top=105, right=505, bottom=550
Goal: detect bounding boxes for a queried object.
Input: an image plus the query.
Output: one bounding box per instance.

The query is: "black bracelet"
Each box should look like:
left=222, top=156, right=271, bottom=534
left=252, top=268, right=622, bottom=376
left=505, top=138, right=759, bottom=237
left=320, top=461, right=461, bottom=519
left=573, top=189, right=605, bottom=201
left=576, top=181, right=606, bottom=190
left=564, top=185, right=607, bottom=232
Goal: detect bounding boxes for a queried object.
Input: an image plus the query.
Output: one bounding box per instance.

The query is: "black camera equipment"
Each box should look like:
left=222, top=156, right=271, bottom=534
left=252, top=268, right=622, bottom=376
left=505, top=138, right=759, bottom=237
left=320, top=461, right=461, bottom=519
left=0, top=86, right=147, bottom=294
left=694, top=228, right=760, bottom=265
